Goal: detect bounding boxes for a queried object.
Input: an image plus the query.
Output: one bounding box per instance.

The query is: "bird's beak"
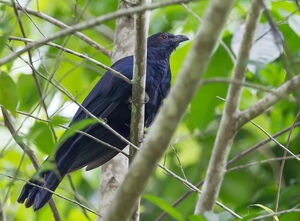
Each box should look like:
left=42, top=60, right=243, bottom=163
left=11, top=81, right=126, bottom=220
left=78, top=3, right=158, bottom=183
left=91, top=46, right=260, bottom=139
left=174, top=35, right=189, bottom=43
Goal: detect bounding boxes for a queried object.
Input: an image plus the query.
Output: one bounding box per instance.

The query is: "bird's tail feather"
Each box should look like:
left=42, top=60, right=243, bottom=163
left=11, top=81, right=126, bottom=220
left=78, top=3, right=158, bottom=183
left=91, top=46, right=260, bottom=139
left=17, top=164, right=68, bottom=211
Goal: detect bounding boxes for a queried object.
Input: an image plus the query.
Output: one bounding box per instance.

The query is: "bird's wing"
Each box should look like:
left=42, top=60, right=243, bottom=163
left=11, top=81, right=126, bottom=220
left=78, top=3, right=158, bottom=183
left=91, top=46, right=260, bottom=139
left=54, top=56, right=134, bottom=164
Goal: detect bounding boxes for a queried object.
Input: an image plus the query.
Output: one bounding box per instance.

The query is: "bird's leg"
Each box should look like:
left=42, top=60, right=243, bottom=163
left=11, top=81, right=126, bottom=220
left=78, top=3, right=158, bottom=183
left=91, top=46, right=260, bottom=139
left=128, top=92, right=149, bottom=104
left=138, top=130, right=148, bottom=144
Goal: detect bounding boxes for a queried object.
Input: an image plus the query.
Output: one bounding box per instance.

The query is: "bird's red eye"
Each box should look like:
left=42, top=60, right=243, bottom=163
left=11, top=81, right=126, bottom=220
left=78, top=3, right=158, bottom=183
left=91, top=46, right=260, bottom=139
left=160, top=35, right=167, bottom=40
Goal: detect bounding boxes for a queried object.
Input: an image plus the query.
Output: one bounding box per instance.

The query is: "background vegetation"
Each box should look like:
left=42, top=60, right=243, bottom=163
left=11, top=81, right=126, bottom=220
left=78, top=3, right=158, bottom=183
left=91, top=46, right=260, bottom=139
left=0, top=0, right=300, bottom=220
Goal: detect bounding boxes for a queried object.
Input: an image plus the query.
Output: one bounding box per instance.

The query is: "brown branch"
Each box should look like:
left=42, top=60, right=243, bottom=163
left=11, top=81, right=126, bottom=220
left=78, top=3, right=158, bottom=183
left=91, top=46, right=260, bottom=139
left=274, top=110, right=300, bottom=217
left=249, top=120, right=300, bottom=161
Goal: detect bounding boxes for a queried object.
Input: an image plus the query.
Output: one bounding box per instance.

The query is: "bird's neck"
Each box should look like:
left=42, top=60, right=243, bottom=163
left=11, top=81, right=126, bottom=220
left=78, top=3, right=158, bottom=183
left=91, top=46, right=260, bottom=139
left=147, top=47, right=172, bottom=61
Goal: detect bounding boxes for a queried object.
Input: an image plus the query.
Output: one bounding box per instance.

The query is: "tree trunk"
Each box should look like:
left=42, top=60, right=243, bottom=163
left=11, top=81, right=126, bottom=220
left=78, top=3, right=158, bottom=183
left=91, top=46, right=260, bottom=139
left=97, top=0, right=136, bottom=219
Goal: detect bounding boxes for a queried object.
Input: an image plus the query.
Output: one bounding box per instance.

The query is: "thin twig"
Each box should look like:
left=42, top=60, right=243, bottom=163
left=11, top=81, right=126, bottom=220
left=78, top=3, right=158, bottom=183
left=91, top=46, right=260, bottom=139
left=0, top=0, right=196, bottom=66
left=4, top=35, right=131, bottom=83
left=274, top=110, right=300, bottom=217
left=67, top=175, right=92, bottom=221
left=248, top=208, right=300, bottom=220
left=1, top=107, right=61, bottom=221
left=1, top=0, right=111, bottom=57
left=16, top=110, right=130, bottom=157
left=156, top=122, right=300, bottom=220
left=170, top=145, right=188, bottom=180
left=226, top=154, right=300, bottom=173
left=180, top=3, right=236, bottom=64
left=11, top=0, right=58, bottom=143
left=3, top=48, right=139, bottom=151
left=157, top=164, right=242, bottom=219
left=195, top=0, right=263, bottom=213
left=0, top=172, right=102, bottom=217
left=249, top=120, right=300, bottom=162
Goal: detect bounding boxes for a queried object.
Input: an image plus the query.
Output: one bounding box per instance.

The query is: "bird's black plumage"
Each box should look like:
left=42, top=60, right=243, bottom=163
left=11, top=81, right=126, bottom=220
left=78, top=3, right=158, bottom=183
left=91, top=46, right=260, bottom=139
left=17, top=32, right=188, bottom=211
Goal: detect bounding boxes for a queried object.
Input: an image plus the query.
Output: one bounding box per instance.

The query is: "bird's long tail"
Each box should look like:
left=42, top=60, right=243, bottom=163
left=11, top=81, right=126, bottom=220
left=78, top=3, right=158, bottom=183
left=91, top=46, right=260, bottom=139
left=17, top=159, right=69, bottom=211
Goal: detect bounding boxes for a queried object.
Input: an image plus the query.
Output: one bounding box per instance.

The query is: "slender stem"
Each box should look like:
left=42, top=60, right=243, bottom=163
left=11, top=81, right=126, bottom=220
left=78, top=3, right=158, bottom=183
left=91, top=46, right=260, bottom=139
left=156, top=122, right=300, bottom=220
left=0, top=107, right=62, bottom=221
left=0, top=0, right=196, bottom=66
left=2, top=0, right=111, bottom=57
left=129, top=0, right=150, bottom=220
left=195, top=0, right=262, bottom=214
left=274, top=110, right=300, bottom=218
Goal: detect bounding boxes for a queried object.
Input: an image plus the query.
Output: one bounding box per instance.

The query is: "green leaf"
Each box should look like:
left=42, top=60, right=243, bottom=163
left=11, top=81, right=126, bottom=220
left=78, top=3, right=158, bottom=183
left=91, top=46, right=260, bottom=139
left=0, top=72, right=18, bottom=114
left=188, top=214, right=206, bottom=221
left=251, top=204, right=279, bottom=221
left=56, top=118, right=98, bottom=147
left=143, top=194, right=184, bottom=221
left=50, top=115, right=70, bottom=126
left=288, top=15, right=300, bottom=37
left=27, top=122, right=55, bottom=155
left=0, top=16, right=12, bottom=56
left=185, top=37, right=232, bottom=132
left=17, top=74, right=40, bottom=112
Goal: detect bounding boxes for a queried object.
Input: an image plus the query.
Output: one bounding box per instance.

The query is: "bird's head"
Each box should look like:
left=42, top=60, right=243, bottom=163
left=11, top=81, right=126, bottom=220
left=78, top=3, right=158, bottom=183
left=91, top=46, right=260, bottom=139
left=147, top=32, right=189, bottom=57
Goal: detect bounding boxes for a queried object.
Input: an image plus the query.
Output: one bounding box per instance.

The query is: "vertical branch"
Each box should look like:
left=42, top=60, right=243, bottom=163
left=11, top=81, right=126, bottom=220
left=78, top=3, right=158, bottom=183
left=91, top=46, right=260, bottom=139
left=11, top=0, right=57, bottom=142
left=194, top=0, right=262, bottom=214
left=97, top=0, right=135, bottom=218
left=1, top=107, right=61, bottom=221
left=275, top=110, right=300, bottom=217
left=129, top=0, right=150, bottom=220
left=103, top=0, right=236, bottom=220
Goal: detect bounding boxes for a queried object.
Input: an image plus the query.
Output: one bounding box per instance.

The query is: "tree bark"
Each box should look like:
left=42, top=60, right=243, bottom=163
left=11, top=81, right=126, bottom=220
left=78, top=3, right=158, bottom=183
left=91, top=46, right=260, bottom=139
left=97, top=0, right=135, bottom=219
left=103, top=0, right=235, bottom=220
left=194, top=0, right=263, bottom=214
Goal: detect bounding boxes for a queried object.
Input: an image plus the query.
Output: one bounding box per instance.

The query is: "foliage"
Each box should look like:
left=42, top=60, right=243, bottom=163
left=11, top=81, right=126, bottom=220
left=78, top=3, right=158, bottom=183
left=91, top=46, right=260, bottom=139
left=0, top=0, right=300, bottom=220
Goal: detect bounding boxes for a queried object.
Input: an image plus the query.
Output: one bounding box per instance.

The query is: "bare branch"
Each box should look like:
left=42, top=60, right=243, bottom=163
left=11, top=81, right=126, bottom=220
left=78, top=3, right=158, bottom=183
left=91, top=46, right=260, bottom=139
left=1, top=0, right=111, bottom=57
left=248, top=208, right=300, bottom=221
left=0, top=172, right=101, bottom=217
left=1, top=107, right=61, bottom=221
left=274, top=110, right=300, bottom=215
left=98, top=0, right=135, bottom=218
left=103, top=0, right=235, bottom=219
left=195, top=0, right=262, bottom=214
left=180, top=3, right=236, bottom=64
left=226, top=154, right=300, bottom=173
left=156, top=122, right=300, bottom=220
left=0, top=0, right=196, bottom=66
left=16, top=110, right=130, bottom=158
left=4, top=35, right=131, bottom=83
left=128, top=0, right=151, bottom=220
left=249, top=120, right=300, bottom=161
left=11, top=0, right=58, bottom=143
left=157, top=164, right=242, bottom=219
left=238, top=73, right=300, bottom=127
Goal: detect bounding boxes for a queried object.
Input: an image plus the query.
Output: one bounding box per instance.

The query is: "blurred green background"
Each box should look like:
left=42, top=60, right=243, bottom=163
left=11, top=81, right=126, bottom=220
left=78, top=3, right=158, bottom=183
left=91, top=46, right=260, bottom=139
left=1, top=0, right=300, bottom=220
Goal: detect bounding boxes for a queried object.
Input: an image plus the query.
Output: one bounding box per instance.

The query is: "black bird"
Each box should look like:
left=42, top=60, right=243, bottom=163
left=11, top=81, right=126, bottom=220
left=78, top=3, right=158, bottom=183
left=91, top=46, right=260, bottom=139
left=17, top=32, right=188, bottom=211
